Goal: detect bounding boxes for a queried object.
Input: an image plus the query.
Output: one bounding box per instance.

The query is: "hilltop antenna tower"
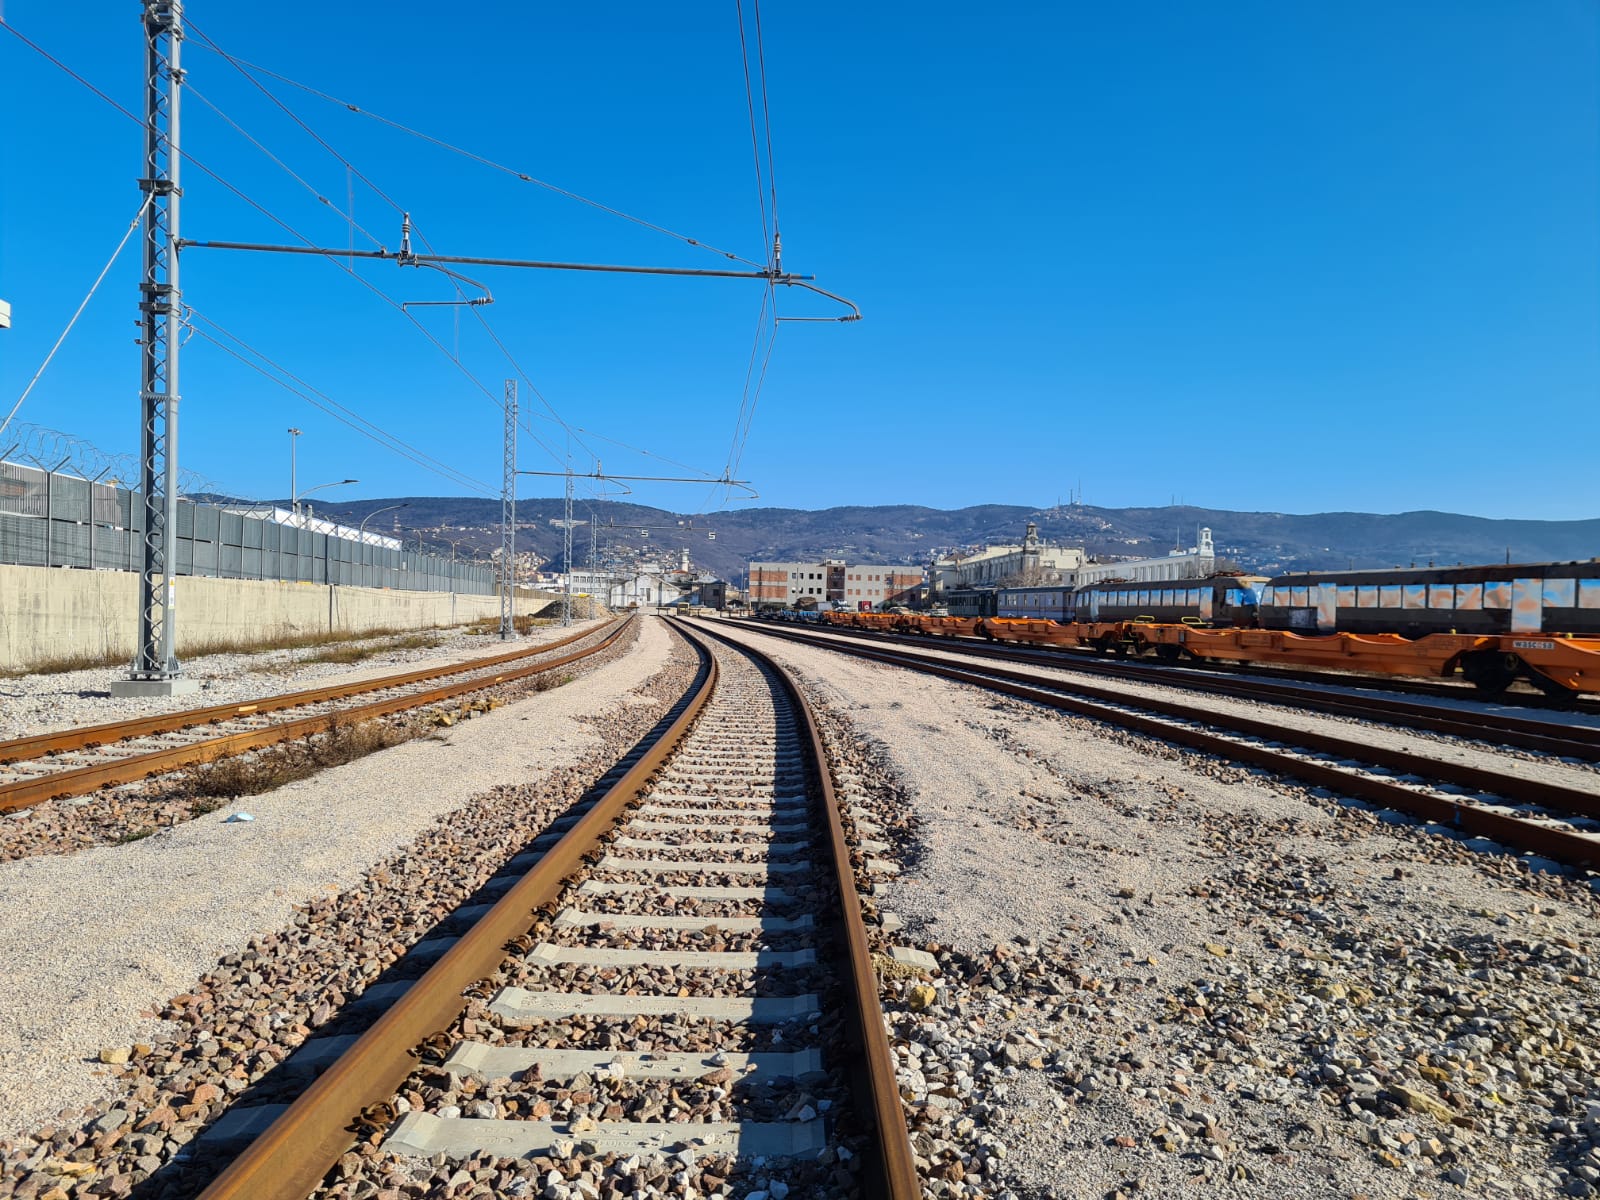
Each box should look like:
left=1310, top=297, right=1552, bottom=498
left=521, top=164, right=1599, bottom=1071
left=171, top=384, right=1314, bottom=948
left=115, top=0, right=197, bottom=696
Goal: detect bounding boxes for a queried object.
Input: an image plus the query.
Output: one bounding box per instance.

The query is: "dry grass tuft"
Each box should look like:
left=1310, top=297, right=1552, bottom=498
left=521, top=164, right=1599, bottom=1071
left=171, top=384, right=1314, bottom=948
left=182, top=719, right=416, bottom=801
left=4, top=624, right=455, bottom=679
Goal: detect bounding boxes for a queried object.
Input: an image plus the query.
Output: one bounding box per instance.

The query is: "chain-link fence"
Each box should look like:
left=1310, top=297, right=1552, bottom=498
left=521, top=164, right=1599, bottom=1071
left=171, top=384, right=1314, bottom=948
left=0, top=460, right=494, bottom=594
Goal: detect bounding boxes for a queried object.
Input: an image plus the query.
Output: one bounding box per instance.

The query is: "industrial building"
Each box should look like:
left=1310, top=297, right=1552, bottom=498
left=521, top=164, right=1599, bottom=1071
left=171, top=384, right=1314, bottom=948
left=749, top=559, right=924, bottom=610
left=1075, top=528, right=1217, bottom=584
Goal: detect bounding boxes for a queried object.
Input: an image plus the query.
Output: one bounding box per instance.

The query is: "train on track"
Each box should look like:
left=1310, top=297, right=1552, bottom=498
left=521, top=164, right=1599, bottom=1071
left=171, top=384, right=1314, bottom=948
left=819, top=560, right=1600, bottom=700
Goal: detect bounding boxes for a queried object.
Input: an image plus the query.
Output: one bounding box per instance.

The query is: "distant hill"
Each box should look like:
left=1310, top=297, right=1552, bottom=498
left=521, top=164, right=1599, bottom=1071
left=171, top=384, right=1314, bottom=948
left=271, top=496, right=1600, bottom=583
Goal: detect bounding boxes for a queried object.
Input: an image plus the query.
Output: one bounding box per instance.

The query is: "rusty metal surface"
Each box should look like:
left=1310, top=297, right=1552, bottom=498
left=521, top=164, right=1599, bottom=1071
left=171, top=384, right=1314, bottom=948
left=688, top=619, right=921, bottom=1199
left=794, top=620, right=1600, bottom=762
left=0, top=619, right=633, bottom=814
left=0, top=620, right=615, bottom=766
left=194, top=623, right=718, bottom=1200
left=742, top=623, right=1600, bottom=871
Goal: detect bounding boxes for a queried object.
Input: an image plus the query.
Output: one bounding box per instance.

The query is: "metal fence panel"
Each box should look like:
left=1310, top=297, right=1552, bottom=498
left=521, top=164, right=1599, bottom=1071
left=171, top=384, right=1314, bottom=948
left=53, top=475, right=91, bottom=524
left=195, top=504, right=220, bottom=543
left=0, top=459, right=493, bottom=595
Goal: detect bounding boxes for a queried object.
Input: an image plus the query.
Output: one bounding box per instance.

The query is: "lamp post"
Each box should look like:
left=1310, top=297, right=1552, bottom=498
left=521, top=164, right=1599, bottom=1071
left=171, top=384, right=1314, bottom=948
left=292, top=478, right=358, bottom=524
left=286, top=427, right=301, bottom=517
left=289, top=479, right=357, bottom=582
left=358, top=502, right=408, bottom=588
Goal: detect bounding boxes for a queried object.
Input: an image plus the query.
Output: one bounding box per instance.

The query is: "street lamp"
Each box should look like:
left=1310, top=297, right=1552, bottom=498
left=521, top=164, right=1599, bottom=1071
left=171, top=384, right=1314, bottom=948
left=355, top=502, right=407, bottom=588
left=286, top=427, right=302, bottom=516
left=292, top=478, right=358, bottom=525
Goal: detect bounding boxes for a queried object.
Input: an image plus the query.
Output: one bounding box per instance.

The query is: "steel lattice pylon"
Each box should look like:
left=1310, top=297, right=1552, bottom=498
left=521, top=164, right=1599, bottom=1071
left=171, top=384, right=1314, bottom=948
left=130, top=0, right=186, bottom=685
left=499, top=380, right=516, bottom=639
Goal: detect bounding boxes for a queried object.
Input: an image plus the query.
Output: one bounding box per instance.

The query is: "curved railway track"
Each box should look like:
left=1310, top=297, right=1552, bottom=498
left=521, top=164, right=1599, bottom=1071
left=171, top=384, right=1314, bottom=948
left=186, top=619, right=917, bottom=1200
left=0, top=619, right=633, bottom=816
left=781, top=621, right=1600, bottom=763
left=736, top=620, right=1600, bottom=873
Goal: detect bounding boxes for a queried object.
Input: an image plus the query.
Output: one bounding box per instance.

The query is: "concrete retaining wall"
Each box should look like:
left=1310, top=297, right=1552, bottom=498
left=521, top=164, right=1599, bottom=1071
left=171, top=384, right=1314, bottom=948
left=0, top=564, right=576, bottom=672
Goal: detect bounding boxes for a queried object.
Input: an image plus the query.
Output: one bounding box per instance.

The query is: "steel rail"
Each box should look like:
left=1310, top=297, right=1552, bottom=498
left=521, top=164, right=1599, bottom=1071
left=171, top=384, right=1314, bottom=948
left=0, top=619, right=616, bottom=766
left=193, top=625, right=720, bottom=1200
left=901, top=626, right=1599, bottom=712
left=738, top=623, right=1600, bottom=872
left=0, top=618, right=634, bottom=814
left=793, top=623, right=1600, bottom=762
left=684, top=619, right=921, bottom=1198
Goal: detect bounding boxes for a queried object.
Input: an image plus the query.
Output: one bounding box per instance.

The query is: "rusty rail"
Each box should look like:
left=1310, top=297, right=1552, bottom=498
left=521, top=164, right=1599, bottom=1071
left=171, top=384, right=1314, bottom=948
left=194, top=622, right=719, bottom=1200
left=741, top=622, right=1600, bottom=872
left=0, top=620, right=614, bottom=766
left=797, top=621, right=1600, bottom=762
left=686, top=618, right=922, bottom=1199
left=0, top=618, right=633, bottom=814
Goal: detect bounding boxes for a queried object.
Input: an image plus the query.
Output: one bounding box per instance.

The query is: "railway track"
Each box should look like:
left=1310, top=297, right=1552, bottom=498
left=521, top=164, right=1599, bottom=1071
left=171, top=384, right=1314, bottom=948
left=775, top=621, right=1600, bottom=763
left=184, top=619, right=916, bottom=1199
left=734, top=620, right=1600, bottom=873
left=0, top=618, right=631, bottom=816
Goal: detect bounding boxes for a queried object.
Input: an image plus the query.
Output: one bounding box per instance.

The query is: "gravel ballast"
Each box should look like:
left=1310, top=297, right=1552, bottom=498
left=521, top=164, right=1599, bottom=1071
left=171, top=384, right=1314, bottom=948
left=0, top=616, right=670, bottom=1140
left=0, top=618, right=608, bottom=743
left=711, top=619, right=1600, bottom=1200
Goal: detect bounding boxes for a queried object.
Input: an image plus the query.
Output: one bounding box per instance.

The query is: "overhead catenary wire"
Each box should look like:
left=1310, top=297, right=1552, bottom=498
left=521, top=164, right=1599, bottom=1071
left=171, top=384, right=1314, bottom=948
left=729, top=292, right=780, bottom=481
left=1, top=192, right=154, bottom=441
left=181, top=20, right=609, bottom=469
left=710, top=281, right=777, bottom=510
left=184, top=81, right=386, bottom=249
left=184, top=24, right=757, bottom=487
left=186, top=309, right=498, bottom=496
left=6, top=16, right=838, bottom=507
left=735, top=0, right=772, bottom=260
left=1, top=19, right=573, bottom=471
left=752, top=0, right=782, bottom=255
left=181, top=35, right=769, bottom=271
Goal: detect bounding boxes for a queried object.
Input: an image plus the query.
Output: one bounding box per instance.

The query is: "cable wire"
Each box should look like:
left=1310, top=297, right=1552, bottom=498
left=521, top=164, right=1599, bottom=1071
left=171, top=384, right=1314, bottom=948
left=185, top=80, right=386, bottom=248
left=752, top=0, right=781, bottom=248
left=185, top=309, right=498, bottom=496
left=2, top=19, right=572, bottom=470
left=1, top=192, right=154, bottom=441
left=734, top=1, right=772, bottom=261
left=184, top=20, right=587, bottom=467
left=6, top=18, right=784, bottom=493
left=182, top=35, right=768, bottom=270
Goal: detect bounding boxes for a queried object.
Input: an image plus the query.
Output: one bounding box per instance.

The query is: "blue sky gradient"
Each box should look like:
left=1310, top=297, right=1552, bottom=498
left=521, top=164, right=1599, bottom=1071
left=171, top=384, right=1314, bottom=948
left=1, top=2, right=1595, bottom=518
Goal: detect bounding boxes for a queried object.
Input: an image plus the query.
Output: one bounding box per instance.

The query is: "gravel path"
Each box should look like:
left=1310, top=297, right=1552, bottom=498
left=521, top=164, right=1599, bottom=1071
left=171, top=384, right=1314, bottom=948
left=869, top=630, right=1600, bottom=732
left=0, top=619, right=607, bottom=743
left=0, top=616, right=668, bottom=1138
left=711, top=620, right=1600, bottom=1200
left=782, top=625, right=1600, bottom=789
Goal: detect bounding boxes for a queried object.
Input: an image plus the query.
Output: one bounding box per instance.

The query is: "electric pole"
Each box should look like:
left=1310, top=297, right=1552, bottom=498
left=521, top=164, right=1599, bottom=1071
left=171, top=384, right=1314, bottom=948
left=115, top=0, right=197, bottom=697
left=562, top=466, right=574, bottom=627
left=500, top=380, right=516, bottom=639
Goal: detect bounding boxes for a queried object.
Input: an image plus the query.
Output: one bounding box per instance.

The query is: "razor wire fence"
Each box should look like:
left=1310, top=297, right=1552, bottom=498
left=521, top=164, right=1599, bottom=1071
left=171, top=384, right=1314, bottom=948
left=0, top=459, right=495, bottom=594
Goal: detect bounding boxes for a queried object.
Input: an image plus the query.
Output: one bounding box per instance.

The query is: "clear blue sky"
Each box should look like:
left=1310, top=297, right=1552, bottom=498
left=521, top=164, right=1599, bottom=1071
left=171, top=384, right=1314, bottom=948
left=2, top=2, right=1596, bottom=520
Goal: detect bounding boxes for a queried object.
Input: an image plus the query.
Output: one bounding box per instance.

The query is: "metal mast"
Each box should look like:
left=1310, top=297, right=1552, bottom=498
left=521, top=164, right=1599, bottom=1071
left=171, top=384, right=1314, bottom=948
left=499, top=380, right=516, bottom=639
left=117, top=0, right=196, bottom=696
left=561, top=467, right=574, bottom=627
